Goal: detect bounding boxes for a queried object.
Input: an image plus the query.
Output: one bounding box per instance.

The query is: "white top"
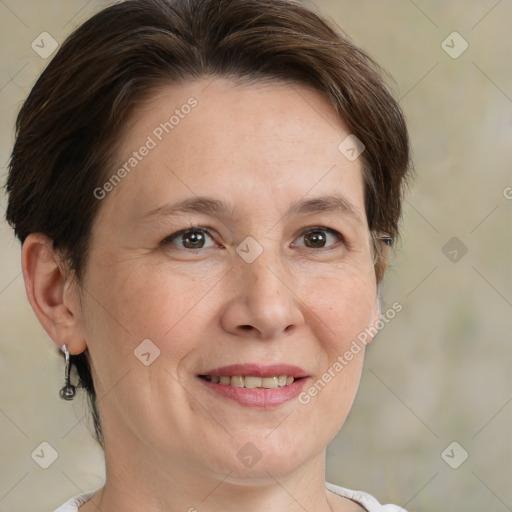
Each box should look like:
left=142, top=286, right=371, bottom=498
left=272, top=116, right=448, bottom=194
left=53, top=483, right=406, bottom=511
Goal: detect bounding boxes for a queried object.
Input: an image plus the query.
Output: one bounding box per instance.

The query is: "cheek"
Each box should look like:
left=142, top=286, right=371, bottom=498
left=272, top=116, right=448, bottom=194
left=304, top=268, right=377, bottom=349
left=296, top=269, right=376, bottom=418
left=87, top=256, right=171, bottom=323
left=80, top=259, right=211, bottom=377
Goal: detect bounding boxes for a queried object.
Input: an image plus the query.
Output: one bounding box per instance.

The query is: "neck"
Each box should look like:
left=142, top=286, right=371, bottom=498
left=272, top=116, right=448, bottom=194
left=83, top=429, right=338, bottom=512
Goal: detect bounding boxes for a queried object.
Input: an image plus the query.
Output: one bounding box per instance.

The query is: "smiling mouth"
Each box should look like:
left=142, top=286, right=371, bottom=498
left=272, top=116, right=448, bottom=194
left=199, top=375, right=303, bottom=389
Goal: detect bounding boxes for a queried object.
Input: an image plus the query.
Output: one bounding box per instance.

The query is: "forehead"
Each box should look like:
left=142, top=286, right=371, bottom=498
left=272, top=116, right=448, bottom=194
left=98, top=78, right=367, bottom=226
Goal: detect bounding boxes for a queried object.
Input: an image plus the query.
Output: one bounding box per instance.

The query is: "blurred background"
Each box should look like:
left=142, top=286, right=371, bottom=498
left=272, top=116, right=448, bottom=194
left=0, top=1, right=510, bottom=511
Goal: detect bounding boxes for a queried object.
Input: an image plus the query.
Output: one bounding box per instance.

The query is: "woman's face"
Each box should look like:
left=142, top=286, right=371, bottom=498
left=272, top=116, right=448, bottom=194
left=79, top=78, right=380, bottom=479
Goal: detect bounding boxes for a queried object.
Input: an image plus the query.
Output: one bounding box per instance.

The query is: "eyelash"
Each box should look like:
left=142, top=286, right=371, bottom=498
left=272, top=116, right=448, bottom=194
left=160, top=226, right=347, bottom=251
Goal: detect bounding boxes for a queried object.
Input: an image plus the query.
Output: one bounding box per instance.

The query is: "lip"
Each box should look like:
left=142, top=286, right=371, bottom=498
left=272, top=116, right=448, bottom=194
left=197, top=364, right=310, bottom=408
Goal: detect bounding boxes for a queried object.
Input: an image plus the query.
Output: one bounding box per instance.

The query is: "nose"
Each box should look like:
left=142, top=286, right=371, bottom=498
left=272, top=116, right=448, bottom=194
left=220, top=256, right=305, bottom=340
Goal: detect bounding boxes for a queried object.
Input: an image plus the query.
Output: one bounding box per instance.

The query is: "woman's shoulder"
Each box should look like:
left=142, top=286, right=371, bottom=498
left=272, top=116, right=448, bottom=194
left=52, top=490, right=96, bottom=512
left=325, top=481, right=406, bottom=512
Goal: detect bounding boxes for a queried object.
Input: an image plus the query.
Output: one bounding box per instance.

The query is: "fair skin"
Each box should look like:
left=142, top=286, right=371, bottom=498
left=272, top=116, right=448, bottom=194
left=22, top=78, right=384, bottom=512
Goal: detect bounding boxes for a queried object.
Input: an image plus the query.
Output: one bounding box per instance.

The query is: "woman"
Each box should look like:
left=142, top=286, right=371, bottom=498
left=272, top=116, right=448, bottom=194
left=5, top=0, right=410, bottom=510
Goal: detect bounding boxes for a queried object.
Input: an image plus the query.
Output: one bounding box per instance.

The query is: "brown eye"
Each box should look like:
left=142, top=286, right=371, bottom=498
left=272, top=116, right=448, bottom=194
left=182, top=230, right=206, bottom=248
left=293, top=227, right=344, bottom=249
left=304, top=230, right=327, bottom=248
left=162, top=228, right=215, bottom=249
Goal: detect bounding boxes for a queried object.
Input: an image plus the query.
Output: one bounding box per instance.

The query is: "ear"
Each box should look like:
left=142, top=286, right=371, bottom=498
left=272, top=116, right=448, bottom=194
left=21, top=233, right=87, bottom=355
left=373, top=236, right=393, bottom=284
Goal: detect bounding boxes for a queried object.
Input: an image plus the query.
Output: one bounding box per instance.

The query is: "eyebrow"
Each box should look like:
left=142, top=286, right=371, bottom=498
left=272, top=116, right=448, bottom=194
left=142, top=194, right=365, bottom=224
left=143, top=196, right=234, bottom=220
left=287, top=195, right=364, bottom=224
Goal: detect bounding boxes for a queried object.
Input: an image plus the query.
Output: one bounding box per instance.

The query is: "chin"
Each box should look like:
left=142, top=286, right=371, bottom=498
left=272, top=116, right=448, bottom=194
left=209, top=432, right=322, bottom=482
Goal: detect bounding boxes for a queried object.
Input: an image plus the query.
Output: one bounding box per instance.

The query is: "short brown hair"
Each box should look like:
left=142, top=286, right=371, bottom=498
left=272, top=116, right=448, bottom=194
left=5, top=0, right=410, bottom=447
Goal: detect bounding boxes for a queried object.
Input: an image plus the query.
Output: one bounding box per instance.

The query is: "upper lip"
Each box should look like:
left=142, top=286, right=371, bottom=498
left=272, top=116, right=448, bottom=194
left=199, top=364, right=308, bottom=378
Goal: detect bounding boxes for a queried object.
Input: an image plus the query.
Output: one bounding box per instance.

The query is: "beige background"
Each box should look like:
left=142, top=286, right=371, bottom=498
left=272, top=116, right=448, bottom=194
left=1, top=1, right=511, bottom=511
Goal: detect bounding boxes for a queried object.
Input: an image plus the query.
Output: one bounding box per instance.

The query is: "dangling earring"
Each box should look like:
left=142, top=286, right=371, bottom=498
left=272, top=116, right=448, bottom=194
left=59, top=344, right=76, bottom=401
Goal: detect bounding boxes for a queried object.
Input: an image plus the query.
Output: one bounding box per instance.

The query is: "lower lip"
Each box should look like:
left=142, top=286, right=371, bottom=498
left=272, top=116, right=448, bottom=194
left=198, top=377, right=310, bottom=408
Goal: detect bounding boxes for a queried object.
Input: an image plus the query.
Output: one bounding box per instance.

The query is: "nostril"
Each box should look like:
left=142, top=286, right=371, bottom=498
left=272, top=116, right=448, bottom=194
left=239, top=325, right=253, bottom=330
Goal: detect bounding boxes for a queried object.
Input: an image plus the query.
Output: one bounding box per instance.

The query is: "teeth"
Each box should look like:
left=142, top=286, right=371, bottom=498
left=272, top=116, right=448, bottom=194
left=262, top=377, right=279, bottom=389
left=243, top=376, right=262, bottom=389
left=231, top=376, right=244, bottom=388
left=205, top=374, right=295, bottom=388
